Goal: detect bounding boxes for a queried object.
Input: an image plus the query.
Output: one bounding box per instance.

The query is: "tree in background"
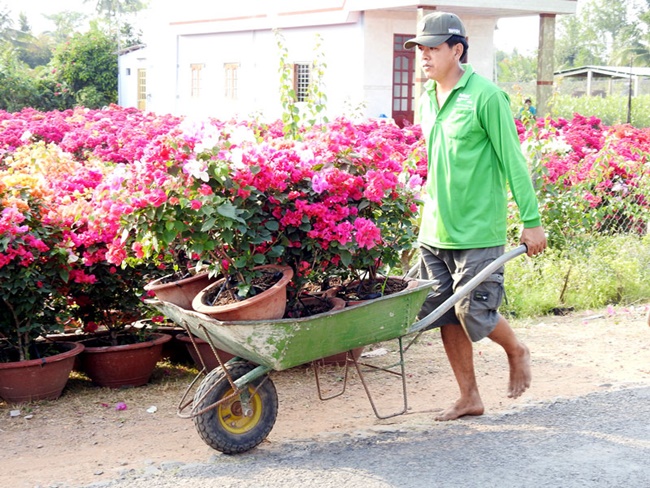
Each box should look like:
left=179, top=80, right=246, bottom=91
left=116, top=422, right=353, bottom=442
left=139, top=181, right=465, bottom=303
left=496, top=48, right=537, bottom=83
left=0, top=5, right=52, bottom=69
left=86, top=0, right=147, bottom=24
left=0, top=0, right=147, bottom=111
left=52, top=23, right=118, bottom=108
left=0, top=46, right=37, bottom=111
left=555, top=12, right=606, bottom=69
left=0, top=4, right=11, bottom=31
left=45, top=11, right=89, bottom=44
left=555, top=0, right=650, bottom=69
left=609, top=1, right=650, bottom=65
left=84, top=0, right=146, bottom=48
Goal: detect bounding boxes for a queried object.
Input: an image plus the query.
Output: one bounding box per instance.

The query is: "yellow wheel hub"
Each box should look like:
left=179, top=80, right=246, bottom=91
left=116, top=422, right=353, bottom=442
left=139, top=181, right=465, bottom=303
left=217, top=387, right=263, bottom=434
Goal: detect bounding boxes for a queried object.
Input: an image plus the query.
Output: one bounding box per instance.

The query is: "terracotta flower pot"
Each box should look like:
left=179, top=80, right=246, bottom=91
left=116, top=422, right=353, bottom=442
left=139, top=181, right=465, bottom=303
left=0, top=342, right=85, bottom=403
left=192, top=265, right=294, bottom=321
left=145, top=272, right=217, bottom=310
left=79, top=333, right=172, bottom=388
left=45, top=329, right=113, bottom=372
left=156, top=326, right=194, bottom=364
left=176, top=333, right=236, bottom=371
left=131, top=320, right=193, bottom=365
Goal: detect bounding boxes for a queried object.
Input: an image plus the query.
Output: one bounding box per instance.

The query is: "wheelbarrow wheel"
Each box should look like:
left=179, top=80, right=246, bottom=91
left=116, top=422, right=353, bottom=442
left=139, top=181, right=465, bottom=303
left=193, top=360, right=278, bottom=454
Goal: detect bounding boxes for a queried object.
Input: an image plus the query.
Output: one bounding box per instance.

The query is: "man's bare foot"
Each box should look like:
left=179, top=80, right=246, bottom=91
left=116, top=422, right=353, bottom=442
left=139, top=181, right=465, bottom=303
left=507, top=343, right=531, bottom=398
left=434, top=395, right=484, bottom=421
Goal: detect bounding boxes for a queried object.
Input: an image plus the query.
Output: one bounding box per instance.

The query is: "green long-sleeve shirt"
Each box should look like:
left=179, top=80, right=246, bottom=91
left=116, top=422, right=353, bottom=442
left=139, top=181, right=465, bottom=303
left=418, top=65, right=541, bottom=250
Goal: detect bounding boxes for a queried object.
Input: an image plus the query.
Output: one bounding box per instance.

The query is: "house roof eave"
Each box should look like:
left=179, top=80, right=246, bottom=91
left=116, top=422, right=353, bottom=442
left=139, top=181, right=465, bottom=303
left=162, top=1, right=577, bottom=35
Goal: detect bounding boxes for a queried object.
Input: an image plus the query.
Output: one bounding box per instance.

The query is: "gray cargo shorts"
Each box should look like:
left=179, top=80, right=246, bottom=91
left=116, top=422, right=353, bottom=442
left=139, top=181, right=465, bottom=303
left=417, top=245, right=505, bottom=342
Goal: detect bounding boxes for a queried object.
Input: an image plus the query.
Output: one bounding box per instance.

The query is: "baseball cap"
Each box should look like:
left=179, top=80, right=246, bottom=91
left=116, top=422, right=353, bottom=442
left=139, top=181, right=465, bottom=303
left=404, top=12, right=466, bottom=49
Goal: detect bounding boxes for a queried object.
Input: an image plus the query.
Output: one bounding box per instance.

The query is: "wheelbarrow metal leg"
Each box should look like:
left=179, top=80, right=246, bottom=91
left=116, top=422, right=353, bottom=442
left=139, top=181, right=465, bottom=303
left=352, top=336, right=409, bottom=419
left=313, top=352, right=352, bottom=401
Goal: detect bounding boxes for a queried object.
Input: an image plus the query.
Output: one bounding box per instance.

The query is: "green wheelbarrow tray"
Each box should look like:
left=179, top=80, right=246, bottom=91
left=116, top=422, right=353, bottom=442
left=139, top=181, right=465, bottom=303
left=147, top=278, right=432, bottom=372
left=148, top=245, right=527, bottom=376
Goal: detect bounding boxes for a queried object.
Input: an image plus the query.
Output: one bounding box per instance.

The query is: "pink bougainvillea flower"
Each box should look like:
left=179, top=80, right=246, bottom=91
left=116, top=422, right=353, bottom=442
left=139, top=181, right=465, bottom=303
left=354, top=217, right=382, bottom=249
left=198, top=184, right=213, bottom=196
left=311, top=172, right=330, bottom=194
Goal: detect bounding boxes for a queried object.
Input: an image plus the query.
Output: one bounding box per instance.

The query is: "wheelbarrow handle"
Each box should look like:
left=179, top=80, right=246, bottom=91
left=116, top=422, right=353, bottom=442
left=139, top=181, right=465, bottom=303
left=408, top=244, right=528, bottom=334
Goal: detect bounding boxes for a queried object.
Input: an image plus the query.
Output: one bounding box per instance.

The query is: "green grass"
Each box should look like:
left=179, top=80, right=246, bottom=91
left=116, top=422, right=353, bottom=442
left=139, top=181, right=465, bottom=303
left=502, top=234, right=650, bottom=317
left=551, top=94, right=650, bottom=127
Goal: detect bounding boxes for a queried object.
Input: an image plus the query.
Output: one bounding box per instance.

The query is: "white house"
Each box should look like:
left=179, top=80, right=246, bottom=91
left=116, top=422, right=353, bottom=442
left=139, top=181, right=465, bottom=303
left=119, top=1, right=577, bottom=123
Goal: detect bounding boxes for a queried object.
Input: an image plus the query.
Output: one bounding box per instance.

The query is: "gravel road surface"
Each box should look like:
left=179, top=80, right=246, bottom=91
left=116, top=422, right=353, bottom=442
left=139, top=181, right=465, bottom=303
left=74, top=386, right=649, bottom=488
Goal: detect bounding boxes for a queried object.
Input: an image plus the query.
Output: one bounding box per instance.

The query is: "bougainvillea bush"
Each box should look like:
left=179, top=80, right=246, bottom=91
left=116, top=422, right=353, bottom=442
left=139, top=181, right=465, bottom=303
left=501, top=113, right=650, bottom=317
left=2, top=105, right=650, bottom=348
left=0, top=142, right=116, bottom=360
left=106, top=116, right=426, bottom=299
left=513, top=113, right=650, bottom=248
left=0, top=107, right=184, bottom=358
left=0, top=106, right=426, bottom=353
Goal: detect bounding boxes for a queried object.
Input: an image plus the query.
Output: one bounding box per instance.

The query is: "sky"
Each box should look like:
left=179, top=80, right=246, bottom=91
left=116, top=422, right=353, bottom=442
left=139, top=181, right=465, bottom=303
left=9, top=0, right=95, bottom=33
left=494, top=16, right=540, bottom=54
left=11, top=1, right=541, bottom=54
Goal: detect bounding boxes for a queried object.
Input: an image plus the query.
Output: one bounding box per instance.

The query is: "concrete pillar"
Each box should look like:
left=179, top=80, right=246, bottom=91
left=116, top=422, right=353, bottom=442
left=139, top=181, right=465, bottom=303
left=413, top=7, right=436, bottom=124
left=536, top=14, right=556, bottom=118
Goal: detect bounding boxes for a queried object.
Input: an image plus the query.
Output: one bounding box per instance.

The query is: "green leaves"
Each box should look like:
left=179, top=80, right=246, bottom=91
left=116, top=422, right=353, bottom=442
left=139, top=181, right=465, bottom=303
left=163, top=220, right=183, bottom=244
left=267, top=245, right=285, bottom=258
left=338, top=249, right=352, bottom=267
left=264, top=220, right=279, bottom=232
left=217, top=202, right=246, bottom=224
left=201, top=217, right=218, bottom=232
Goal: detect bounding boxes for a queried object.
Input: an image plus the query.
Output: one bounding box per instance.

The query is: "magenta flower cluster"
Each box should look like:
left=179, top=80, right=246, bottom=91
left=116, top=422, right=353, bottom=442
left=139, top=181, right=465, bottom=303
left=515, top=113, right=650, bottom=239
left=106, top=115, right=428, bottom=290
left=1, top=106, right=428, bottom=329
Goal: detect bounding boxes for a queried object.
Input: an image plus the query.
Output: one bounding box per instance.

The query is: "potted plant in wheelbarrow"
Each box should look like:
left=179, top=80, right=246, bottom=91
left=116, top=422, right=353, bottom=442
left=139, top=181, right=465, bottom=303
left=141, top=117, right=429, bottom=455
left=107, top=120, right=293, bottom=321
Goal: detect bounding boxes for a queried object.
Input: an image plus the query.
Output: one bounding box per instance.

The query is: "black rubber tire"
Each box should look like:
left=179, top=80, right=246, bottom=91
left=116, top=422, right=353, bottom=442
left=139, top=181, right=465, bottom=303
left=192, top=361, right=278, bottom=454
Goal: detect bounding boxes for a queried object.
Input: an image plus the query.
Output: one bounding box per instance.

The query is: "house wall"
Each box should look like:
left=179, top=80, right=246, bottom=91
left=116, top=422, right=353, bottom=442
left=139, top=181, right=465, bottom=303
left=141, top=23, right=366, bottom=121
left=118, top=49, right=147, bottom=109
left=363, top=11, right=411, bottom=119
left=462, top=16, right=499, bottom=79
left=123, top=6, right=531, bottom=120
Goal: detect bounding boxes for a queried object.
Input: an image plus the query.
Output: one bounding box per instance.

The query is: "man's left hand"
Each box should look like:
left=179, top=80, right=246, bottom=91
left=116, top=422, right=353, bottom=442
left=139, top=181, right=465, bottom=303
left=520, top=226, right=547, bottom=257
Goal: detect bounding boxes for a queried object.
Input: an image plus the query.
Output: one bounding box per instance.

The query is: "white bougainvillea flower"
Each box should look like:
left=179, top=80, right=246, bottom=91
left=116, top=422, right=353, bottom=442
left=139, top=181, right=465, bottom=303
left=182, top=158, right=209, bottom=182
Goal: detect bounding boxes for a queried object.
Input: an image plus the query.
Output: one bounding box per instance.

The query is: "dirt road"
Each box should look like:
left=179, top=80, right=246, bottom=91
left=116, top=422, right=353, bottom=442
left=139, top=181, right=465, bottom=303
left=2, top=304, right=649, bottom=487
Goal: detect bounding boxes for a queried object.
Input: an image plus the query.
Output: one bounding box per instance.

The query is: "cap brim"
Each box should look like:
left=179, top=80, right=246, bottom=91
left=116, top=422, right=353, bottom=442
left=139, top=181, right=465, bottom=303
left=404, top=34, right=452, bottom=50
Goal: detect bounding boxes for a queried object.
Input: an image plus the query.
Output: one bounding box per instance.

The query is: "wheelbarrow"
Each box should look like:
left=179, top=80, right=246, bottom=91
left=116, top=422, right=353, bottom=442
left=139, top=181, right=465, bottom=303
left=148, top=245, right=527, bottom=454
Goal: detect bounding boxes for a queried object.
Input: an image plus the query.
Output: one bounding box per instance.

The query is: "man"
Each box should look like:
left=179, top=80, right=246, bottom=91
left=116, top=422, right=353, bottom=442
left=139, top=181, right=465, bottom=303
left=518, top=98, right=537, bottom=119
left=404, top=12, right=547, bottom=421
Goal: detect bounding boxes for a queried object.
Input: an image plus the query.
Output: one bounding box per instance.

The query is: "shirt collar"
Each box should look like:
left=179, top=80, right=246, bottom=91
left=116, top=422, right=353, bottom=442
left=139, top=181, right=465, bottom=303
left=424, top=64, right=474, bottom=94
